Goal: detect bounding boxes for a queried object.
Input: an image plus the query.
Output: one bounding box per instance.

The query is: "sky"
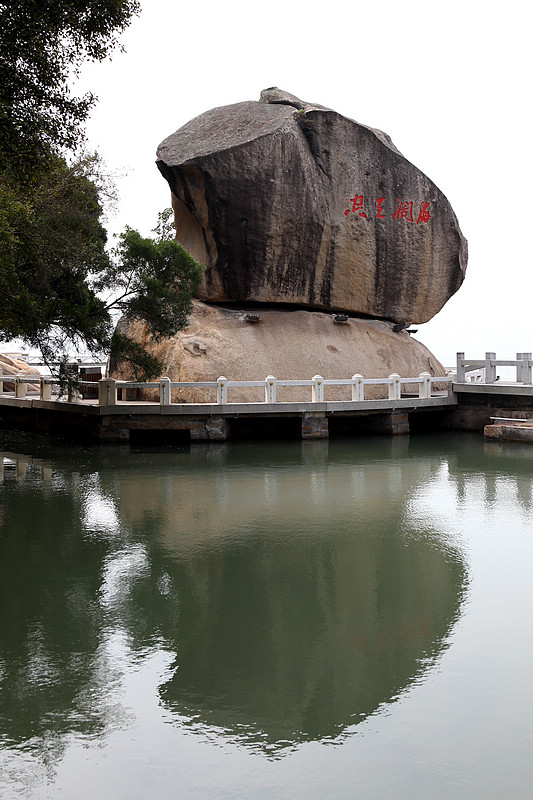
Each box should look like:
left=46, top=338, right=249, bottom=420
left=74, top=0, right=531, bottom=369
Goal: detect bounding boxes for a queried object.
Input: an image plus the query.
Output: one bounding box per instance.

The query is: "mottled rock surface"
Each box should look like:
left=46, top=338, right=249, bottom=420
left=113, top=300, right=445, bottom=402
left=0, top=354, right=40, bottom=392
left=157, top=88, right=467, bottom=324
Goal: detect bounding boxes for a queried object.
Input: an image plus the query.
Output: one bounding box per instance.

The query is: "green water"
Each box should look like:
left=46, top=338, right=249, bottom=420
left=0, top=430, right=532, bottom=799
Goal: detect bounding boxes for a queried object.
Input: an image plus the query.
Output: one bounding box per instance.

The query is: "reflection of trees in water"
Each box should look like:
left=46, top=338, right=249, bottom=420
left=0, top=465, right=122, bottom=758
left=0, top=432, right=468, bottom=763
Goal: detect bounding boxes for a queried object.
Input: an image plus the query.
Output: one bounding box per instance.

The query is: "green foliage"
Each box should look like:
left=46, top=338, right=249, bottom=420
left=0, top=1, right=201, bottom=381
left=100, top=226, right=204, bottom=380
left=109, top=331, right=166, bottom=381
left=0, top=0, right=140, bottom=177
left=104, top=228, right=203, bottom=341
left=0, top=147, right=202, bottom=375
left=0, top=179, right=203, bottom=376
left=152, top=207, right=176, bottom=243
left=0, top=152, right=111, bottom=362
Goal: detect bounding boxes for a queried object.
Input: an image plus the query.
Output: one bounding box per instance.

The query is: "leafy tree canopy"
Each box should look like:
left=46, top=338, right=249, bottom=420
left=0, top=0, right=140, bottom=177
left=105, top=217, right=204, bottom=379
left=0, top=153, right=203, bottom=378
left=0, top=1, right=203, bottom=380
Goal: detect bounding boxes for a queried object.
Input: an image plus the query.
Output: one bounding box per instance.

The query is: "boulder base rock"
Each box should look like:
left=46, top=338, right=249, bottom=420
left=157, top=88, right=467, bottom=324
left=113, top=300, right=445, bottom=402
left=0, top=354, right=40, bottom=392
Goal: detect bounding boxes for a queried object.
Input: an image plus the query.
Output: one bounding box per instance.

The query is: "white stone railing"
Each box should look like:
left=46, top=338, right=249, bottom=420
left=0, top=362, right=457, bottom=407
left=456, top=352, right=533, bottom=384
left=112, top=372, right=448, bottom=406
left=0, top=370, right=86, bottom=402
left=96, top=372, right=449, bottom=406
left=0, top=371, right=52, bottom=398
left=6, top=353, right=533, bottom=406
left=0, top=369, right=450, bottom=406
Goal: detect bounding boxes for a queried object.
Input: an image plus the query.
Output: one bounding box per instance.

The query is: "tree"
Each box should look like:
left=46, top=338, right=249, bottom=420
left=0, top=0, right=140, bottom=177
left=0, top=153, right=203, bottom=377
left=103, top=215, right=204, bottom=379
left=0, top=1, right=203, bottom=379
left=0, top=152, right=111, bottom=359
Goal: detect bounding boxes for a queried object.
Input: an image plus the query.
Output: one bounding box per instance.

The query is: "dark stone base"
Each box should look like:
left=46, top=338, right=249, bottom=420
left=446, top=392, right=533, bottom=432
left=301, top=413, right=329, bottom=439
left=189, top=416, right=230, bottom=441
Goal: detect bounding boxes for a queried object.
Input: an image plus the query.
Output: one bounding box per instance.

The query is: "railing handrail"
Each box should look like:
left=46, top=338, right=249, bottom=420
left=456, top=352, right=533, bottom=384
left=110, top=375, right=448, bottom=389
left=6, top=351, right=533, bottom=403
left=0, top=367, right=450, bottom=406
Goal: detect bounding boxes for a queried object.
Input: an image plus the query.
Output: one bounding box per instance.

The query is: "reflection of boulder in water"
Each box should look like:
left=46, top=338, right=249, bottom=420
left=152, top=449, right=466, bottom=750
left=0, top=435, right=467, bottom=756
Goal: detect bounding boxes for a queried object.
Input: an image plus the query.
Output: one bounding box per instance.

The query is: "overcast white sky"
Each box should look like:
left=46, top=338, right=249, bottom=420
left=76, top=0, right=531, bottom=368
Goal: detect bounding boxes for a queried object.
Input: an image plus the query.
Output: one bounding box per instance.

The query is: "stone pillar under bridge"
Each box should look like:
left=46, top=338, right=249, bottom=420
left=189, top=416, right=230, bottom=441
left=301, top=412, right=329, bottom=439
left=386, top=411, right=410, bottom=435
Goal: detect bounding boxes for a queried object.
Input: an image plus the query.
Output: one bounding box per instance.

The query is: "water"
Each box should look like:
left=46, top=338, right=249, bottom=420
left=0, top=430, right=532, bottom=799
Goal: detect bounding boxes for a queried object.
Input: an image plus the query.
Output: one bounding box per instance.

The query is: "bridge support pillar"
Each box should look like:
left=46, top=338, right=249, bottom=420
left=387, top=411, right=410, bottom=435
left=301, top=412, right=329, bottom=439
left=190, top=416, right=230, bottom=441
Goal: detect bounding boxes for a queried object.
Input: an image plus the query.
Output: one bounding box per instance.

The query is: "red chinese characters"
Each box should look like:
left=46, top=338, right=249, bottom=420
left=344, top=193, right=431, bottom=224
left=344, top=194, right=367, bottom=218
left=393, top=198, right=414, bottom=223
left=416, top=201, right=431, bottom=225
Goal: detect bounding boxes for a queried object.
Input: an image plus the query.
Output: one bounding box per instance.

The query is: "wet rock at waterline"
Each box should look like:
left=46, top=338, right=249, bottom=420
left=156, top=88, right=467, bottom=324
left=111, top=300, right=445, bottom=403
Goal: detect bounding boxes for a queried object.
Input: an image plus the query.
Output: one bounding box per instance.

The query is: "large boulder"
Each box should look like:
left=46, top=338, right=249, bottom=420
left=113, top=300, right=446, bottom=402
left=156, top=88, right=467, bottom=324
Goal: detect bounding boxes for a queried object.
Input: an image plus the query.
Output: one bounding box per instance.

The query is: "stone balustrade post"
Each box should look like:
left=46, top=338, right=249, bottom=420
left=0, top=366, right=3, bottom=394
left=15, top=374, right=28, bottom=398
left=312, top=375, right=324, bottom=403
left=160, top=377, right=171, bottom=406
left=418, top=372, right=432, bottom=398
left=456, top=352, right=465, bottom=382
left=217, top=376, right=228, bottom=404
left=524, top=352, right=532, bottom=384
left=40, top=377, right=52, bottom=401
left=351, top=374, right=364, bottom=401
left=98, top=378, right=117, bottom=406
left=517, top=353, right=532, bottom=384
left=265, top=375, right=277, bottom=404
left=388, top=373, right=401, bottom=400
left=485, top=352, right=496, bottom=384
left=516, top=353, right=524, bottom=383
